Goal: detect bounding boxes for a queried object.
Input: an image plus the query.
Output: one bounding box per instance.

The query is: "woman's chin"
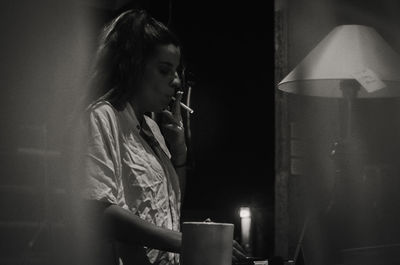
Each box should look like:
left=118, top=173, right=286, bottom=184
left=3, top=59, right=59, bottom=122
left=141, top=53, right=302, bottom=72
left=161, top=102, right=171, bottom=112
left=153, top=105, right=168, bottom=113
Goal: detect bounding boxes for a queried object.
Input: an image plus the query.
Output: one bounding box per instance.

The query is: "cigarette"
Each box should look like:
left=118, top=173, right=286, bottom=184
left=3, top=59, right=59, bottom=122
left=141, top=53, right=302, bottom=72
left=171, top=96, right=194, bottom=114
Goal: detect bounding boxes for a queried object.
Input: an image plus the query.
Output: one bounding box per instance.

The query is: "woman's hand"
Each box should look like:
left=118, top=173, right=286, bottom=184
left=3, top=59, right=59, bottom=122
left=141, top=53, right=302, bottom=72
left=161, top=91, right=187, bottom=165
left=203, top=219, right=248, bottom=264
left=232, top=240, right=248, bottom=264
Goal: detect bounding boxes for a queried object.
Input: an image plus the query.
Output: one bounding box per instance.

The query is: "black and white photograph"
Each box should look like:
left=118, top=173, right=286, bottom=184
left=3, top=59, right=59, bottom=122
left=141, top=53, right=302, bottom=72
left=4, top=0, right=400, bottom=265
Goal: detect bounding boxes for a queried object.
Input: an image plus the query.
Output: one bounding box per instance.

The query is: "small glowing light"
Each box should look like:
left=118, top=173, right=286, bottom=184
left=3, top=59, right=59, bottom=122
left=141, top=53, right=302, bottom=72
left=239, top=207, right=251, bottom=218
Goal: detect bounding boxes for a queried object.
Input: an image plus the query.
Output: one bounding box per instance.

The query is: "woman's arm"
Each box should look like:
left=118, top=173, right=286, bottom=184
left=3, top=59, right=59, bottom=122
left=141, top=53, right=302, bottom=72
left=98, top=201, right=182, bottom=253
left=161, top=91, right=188, bottom=198
left=173, top=159, right=187, bottom=200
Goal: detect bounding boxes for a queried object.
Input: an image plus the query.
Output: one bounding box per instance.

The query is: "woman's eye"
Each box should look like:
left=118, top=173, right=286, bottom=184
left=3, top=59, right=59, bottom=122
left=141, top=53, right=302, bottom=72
left=159, top=68, right=172, bottom=75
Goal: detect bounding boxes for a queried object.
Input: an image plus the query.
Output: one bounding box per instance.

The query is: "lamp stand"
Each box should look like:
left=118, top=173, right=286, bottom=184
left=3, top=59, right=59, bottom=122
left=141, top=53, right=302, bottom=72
left=292, top=80, right=367, bottom=265
left=325, top=80, right=367, bottom=263
left=330, top=80, right=364, bottom=207
left=339, top=80, right=360, bottom=140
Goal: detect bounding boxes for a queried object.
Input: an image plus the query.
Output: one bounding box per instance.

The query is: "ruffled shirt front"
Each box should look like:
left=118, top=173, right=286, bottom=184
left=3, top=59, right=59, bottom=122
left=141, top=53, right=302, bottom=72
left=83, top=100, right=181, bottom=265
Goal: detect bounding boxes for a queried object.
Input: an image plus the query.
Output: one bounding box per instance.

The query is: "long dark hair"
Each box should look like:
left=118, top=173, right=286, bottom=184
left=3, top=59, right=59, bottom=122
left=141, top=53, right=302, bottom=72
left=89, top=9, right=181, bottom=110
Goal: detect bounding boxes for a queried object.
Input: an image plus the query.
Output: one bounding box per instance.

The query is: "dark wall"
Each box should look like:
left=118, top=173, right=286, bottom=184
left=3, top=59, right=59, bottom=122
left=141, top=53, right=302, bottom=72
left=169, top=2, right=275, bottom=257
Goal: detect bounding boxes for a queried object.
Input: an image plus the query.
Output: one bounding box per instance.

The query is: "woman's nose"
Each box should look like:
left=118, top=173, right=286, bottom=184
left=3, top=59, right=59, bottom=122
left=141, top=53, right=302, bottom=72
left=169, top=71, right=182, bottom=90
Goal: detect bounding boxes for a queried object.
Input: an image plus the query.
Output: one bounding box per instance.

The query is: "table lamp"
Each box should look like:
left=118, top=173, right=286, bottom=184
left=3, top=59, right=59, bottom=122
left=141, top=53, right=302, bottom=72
left=277, top=24, right=400, bottom=264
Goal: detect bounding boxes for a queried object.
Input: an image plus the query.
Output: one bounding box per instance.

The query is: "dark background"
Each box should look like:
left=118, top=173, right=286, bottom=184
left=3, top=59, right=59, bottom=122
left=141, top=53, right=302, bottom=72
left=150, top=1, right=274, bottom=256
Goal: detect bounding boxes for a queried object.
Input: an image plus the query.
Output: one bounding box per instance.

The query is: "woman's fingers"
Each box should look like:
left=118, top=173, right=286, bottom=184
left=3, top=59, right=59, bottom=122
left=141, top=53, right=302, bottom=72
left=160, top=90, right=186, bottom=158
left=232, top=240, right=247, bottom=265
left=233, top=245, right=247, bottom=260
left=233, top=240, right=246, bottom=255
left=161, top=90, right=184, bottom=131
left=161, top=123, right=184, bottom=133
left=161, top=110, right=183, bottom=128
left=172, top=90, right=183, bottom=120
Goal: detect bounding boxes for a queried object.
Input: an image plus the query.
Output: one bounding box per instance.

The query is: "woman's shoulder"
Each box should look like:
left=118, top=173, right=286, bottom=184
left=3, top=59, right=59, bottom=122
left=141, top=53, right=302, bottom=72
left=86, top=100, right=118, bottom=121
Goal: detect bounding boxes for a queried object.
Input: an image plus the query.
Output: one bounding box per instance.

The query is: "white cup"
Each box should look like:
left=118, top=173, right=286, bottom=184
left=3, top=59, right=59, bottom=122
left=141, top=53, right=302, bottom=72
left=181, top=222, right=234, bottom=265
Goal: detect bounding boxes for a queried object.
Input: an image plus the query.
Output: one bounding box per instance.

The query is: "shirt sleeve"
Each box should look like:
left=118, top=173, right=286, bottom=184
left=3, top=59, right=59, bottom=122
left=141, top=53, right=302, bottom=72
left=83, top=109, right=120, bottom=204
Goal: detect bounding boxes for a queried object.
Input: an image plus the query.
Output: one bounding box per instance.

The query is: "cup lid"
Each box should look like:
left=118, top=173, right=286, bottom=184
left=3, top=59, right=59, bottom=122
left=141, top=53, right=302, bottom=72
left=183, top=221, right=234, bottom=226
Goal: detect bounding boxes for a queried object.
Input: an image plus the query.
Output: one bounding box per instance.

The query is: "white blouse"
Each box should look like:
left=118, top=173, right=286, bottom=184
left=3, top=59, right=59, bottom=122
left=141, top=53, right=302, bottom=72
left=83, top=100, right=181, bottom=265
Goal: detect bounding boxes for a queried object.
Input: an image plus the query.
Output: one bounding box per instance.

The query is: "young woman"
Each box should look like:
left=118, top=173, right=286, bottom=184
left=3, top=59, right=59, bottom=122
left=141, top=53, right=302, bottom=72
left=72, top=9, right=246, bottom=265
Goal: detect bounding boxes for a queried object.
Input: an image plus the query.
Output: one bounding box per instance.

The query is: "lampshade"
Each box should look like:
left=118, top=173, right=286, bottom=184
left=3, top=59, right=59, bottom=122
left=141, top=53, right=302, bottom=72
left=278, top=25, right=400, bottom=98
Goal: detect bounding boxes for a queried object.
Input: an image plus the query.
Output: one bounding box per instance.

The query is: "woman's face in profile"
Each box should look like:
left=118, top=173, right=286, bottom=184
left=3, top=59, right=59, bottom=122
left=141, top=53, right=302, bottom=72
left=137, top=43, right=181, bottom=112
